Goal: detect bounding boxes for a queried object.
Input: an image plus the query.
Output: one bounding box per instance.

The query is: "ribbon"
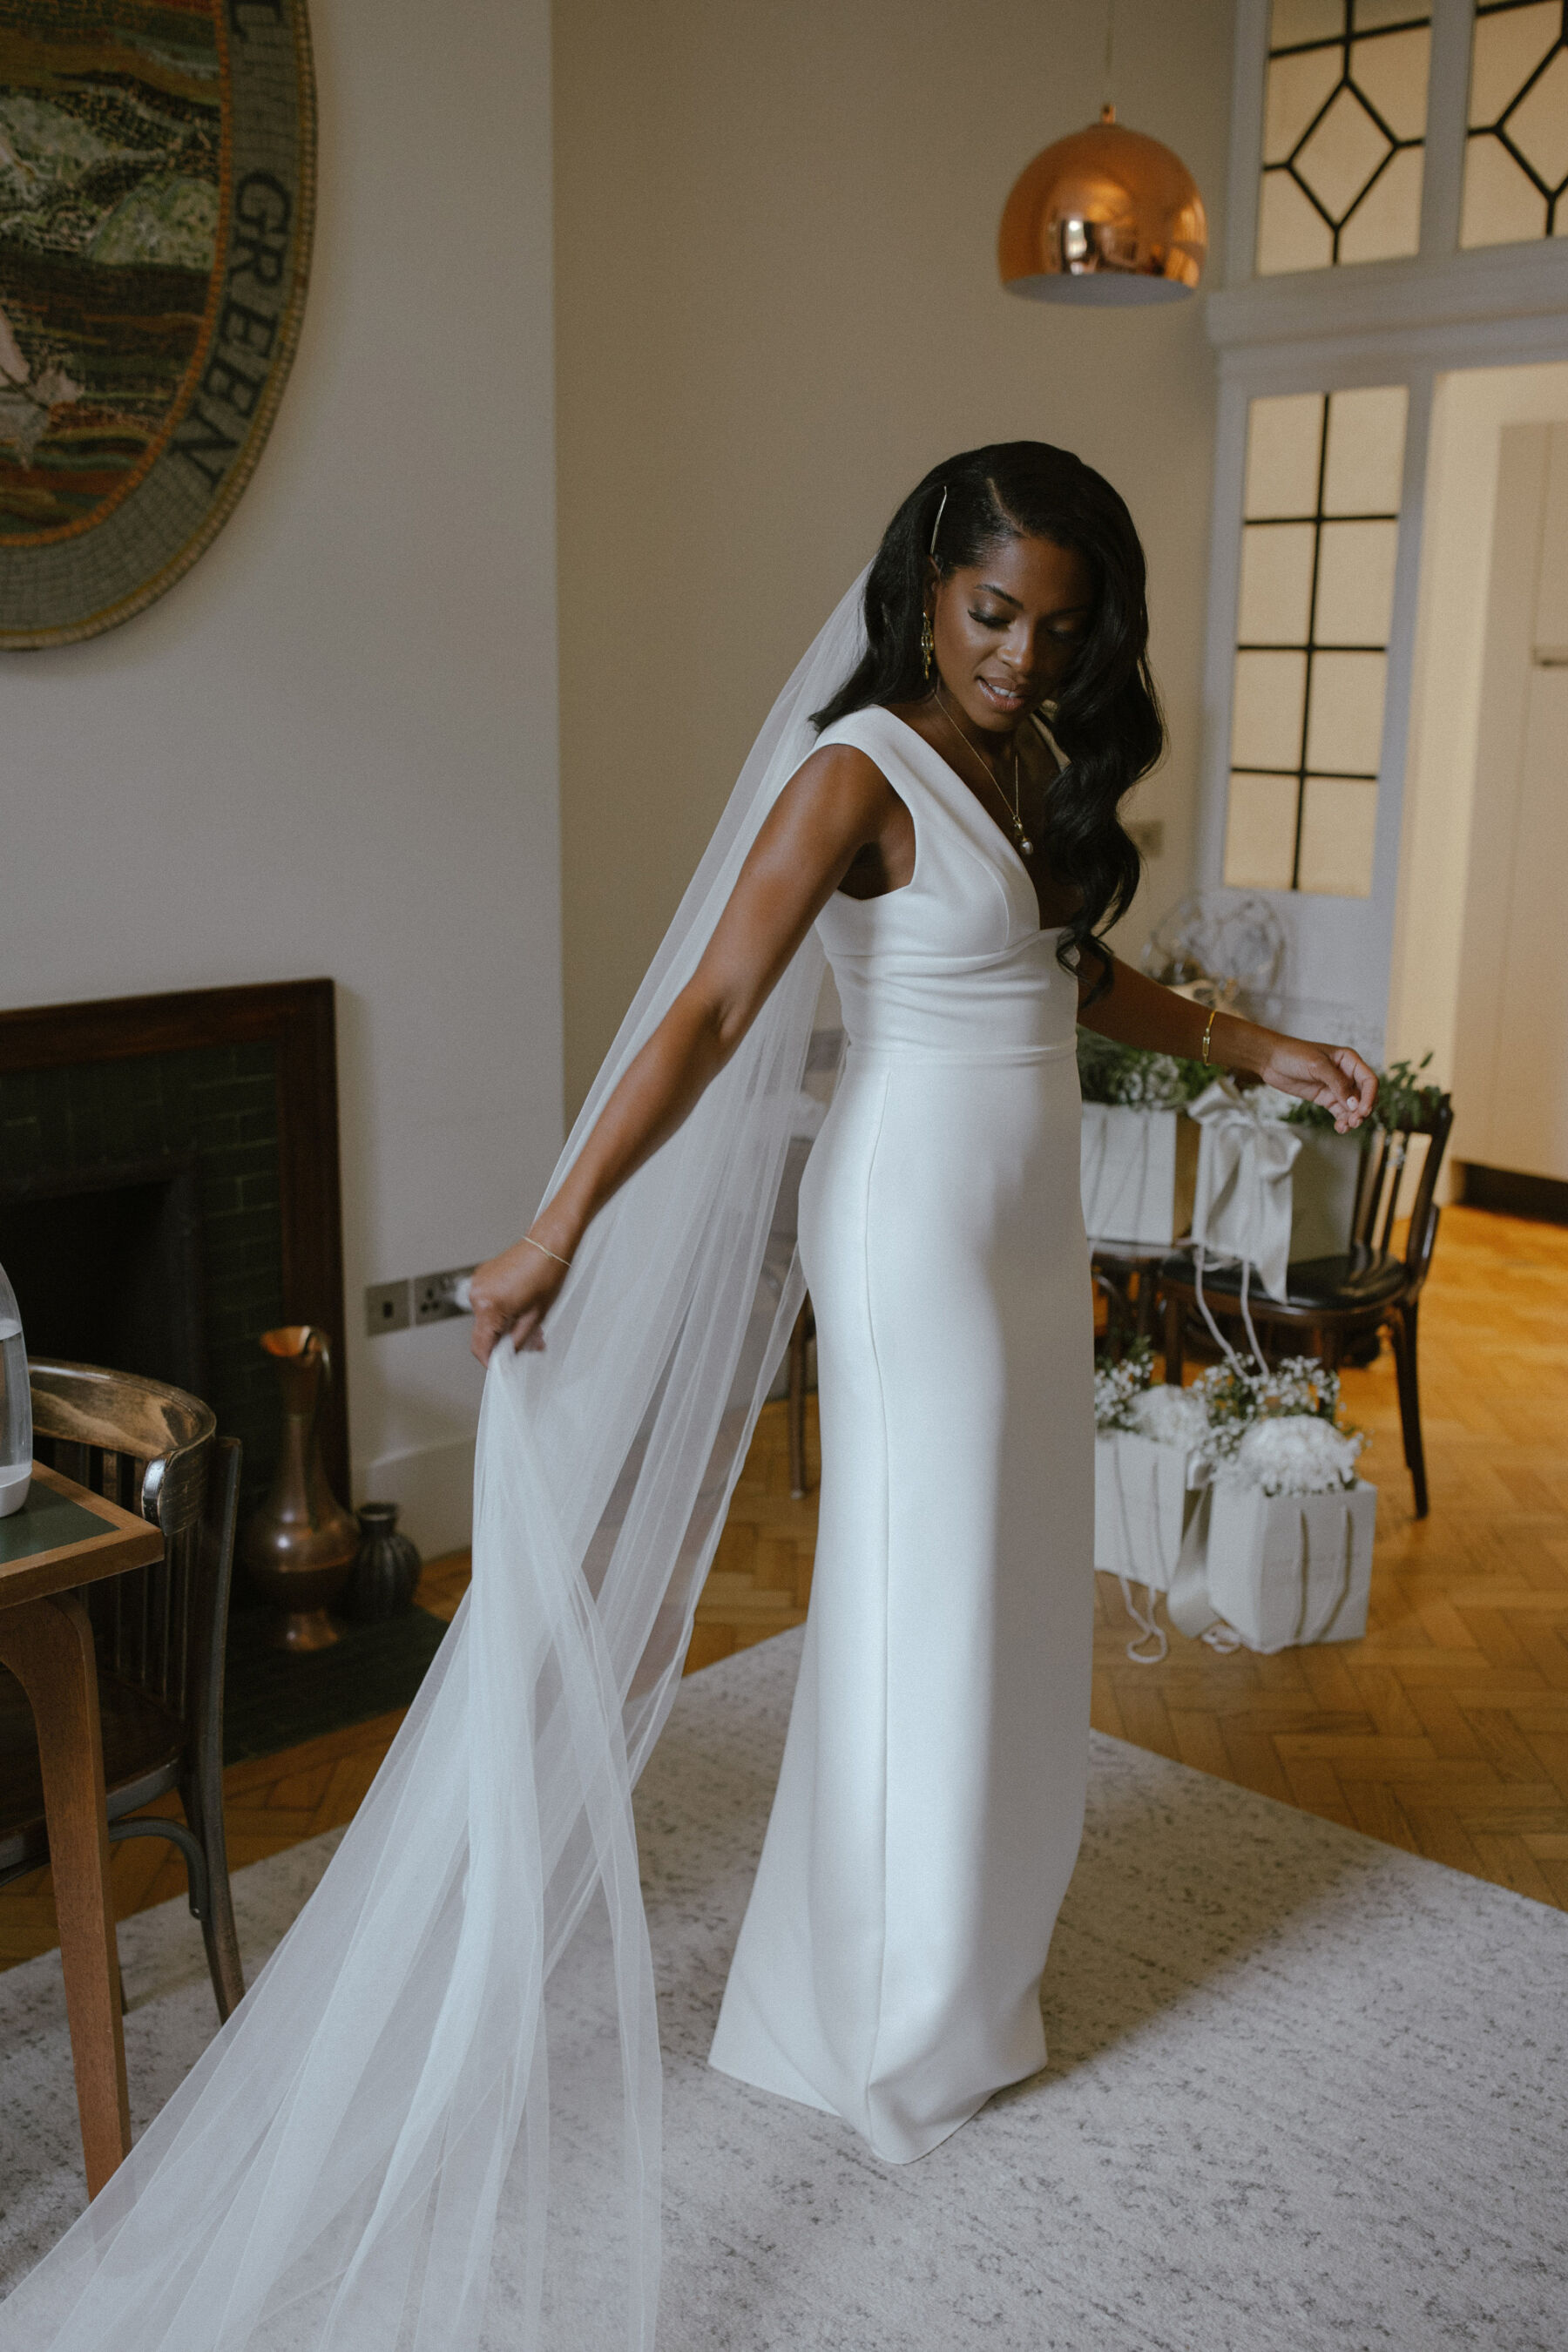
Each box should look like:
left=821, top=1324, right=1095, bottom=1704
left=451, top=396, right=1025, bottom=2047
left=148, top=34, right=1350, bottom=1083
left=1097, top=1431, right=1211, bottom=1666
left=1166, top=1486, right=1240, bottom=1649
left=1186, top=1078, right=1303, bottom=1303
left=1167, top=1482, right=1360, bottom=1655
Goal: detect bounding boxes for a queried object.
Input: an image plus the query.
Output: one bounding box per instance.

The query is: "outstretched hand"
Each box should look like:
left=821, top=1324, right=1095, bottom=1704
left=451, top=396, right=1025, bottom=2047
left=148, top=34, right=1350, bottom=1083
left=468, top=1236, right=570, bottom=1364
left=1253, top=1033, right=1377, bottom=1134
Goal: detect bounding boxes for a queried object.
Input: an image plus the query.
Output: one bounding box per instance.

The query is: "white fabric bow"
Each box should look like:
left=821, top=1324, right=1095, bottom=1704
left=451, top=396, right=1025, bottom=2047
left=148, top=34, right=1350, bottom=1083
left=1186, top=1078, right=1302, bottom=1303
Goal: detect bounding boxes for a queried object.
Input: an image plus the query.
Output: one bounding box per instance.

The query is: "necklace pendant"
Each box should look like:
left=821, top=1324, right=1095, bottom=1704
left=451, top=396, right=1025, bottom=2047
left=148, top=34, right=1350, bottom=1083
left=1019, top=833, right=1034, bottom=857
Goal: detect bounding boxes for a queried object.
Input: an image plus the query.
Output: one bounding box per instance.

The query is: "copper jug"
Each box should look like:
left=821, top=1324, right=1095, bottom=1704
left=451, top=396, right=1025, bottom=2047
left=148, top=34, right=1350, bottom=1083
left=242, top=1325, right=359, bottom=1651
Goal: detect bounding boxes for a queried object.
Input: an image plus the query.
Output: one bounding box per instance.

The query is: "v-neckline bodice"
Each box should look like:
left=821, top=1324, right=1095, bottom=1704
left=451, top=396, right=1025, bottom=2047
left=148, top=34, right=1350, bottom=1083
left=877, top=707, right=1069, bottom=940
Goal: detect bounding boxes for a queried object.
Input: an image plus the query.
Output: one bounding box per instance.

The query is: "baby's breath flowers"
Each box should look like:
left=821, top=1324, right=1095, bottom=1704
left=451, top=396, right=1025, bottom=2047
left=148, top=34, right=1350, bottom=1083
left=1093, top=1337, right=1156, bottom=1431
left=1093, top=1345, right=1366, bottom=1494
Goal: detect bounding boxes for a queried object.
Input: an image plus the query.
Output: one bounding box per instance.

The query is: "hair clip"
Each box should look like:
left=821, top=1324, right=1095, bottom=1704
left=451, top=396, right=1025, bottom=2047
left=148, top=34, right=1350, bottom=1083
left=929, top=483, right=949, bottom=557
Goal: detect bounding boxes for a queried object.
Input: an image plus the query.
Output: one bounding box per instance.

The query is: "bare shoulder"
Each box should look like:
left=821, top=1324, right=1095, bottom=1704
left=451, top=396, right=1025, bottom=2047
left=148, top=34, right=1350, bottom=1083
left=777, top=739, right=902, bottom=833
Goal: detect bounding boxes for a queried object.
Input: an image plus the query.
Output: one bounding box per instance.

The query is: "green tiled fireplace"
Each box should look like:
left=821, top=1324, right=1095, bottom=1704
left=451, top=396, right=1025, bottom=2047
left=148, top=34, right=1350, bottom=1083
left=0, top=983, right=347, bottom=1515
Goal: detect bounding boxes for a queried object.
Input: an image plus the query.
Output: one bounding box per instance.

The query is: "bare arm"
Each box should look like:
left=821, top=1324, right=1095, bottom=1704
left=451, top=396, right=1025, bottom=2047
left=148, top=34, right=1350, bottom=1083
left=469, top=746, right=903, bottom=1361
left=1077, top=954, right=1377, bottom=1133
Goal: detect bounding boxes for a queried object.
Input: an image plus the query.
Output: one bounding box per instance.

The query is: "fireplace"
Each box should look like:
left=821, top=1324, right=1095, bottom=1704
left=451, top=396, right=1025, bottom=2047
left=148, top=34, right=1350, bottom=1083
left=0, top=1156, right=206, bottom=1397
left=0, top=982, right=348, bottom=1510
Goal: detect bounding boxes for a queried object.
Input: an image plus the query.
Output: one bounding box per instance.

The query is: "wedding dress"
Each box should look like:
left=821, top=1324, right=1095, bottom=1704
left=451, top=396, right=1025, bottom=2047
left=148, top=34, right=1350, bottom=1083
left=0, top=575, right=1090, bottom=2352
left=709, top=707, right=1093, bottom=2160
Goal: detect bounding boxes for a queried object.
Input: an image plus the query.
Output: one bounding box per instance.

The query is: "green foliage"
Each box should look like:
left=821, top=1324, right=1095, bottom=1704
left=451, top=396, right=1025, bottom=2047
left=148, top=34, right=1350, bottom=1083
left=1076, top=1030, right=1211, bottom=1110
left=1076, top=1032, right=1451, bottom=1135
left=1374, top=1051, right=1448, bottom=1134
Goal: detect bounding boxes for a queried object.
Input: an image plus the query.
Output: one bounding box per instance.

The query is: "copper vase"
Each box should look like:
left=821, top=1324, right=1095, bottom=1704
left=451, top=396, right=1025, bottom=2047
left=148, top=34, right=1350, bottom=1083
left=242, top=1325, right=359, bottom=1652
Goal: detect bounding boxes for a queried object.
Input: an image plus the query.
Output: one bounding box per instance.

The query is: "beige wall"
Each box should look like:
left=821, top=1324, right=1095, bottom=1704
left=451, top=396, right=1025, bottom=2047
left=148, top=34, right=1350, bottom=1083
left=553, top=0, right=1234, bottom=1111
left=3, top=0, right=560, bottom=1551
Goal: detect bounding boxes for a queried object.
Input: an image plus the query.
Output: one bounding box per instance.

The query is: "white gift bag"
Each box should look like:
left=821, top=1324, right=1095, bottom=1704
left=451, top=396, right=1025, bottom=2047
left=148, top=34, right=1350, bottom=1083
left=1200, top=1479, right=1376, bottom=1653
left=1080, top=1104, right=1199, bottom=1247
left=1287, top=1126, right=1364, bottom=1266
left=1093, top=1431, right=1200, bottom=1591
left=1187, top=1083, right=1362, bottom=1301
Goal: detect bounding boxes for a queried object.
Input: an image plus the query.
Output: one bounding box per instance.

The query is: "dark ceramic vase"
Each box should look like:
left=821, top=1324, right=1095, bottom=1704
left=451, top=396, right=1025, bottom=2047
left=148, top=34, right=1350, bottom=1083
left=241, top=1325, right=360, bottom=1652
left=348, top=1500, right=422, bottom=1622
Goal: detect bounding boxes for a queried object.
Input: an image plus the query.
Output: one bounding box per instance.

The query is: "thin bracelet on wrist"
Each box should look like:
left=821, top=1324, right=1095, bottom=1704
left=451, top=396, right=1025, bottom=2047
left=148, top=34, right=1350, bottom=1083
left=1200, top=1007, right=1219, bottom=1066
left=522, top=1234, right=573, bottom=1271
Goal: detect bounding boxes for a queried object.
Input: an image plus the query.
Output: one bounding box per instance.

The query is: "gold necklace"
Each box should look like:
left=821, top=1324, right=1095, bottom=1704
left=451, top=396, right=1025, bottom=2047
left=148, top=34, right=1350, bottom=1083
left=933, top=686, right=1034, bottom=859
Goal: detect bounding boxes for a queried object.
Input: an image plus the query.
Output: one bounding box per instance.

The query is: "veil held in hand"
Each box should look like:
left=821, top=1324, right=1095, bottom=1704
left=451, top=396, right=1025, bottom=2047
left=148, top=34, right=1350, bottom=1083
left=0, top=571, right=871, bottom=2351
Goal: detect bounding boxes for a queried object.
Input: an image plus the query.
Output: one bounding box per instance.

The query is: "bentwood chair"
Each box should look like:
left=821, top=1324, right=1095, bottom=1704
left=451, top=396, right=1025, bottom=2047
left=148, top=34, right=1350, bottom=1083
left=1158, top=1099, right=1454, bottom=1518
left=0, top=1362, right=245, bottom=2019
left=785, top=1298, right=816, bottom=1500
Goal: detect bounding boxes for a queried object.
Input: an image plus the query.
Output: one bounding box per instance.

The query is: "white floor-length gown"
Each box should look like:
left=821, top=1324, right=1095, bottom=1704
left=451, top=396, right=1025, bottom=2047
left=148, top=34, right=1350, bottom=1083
left=709, top=706, right=1096, bottom=2163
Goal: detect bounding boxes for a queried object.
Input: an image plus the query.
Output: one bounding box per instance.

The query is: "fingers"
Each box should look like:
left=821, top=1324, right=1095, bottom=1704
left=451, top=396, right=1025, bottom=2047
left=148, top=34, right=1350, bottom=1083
left=1321, top=1047, right=1376, bottom=1132
left=470, top=1303, right=550, bottom=1363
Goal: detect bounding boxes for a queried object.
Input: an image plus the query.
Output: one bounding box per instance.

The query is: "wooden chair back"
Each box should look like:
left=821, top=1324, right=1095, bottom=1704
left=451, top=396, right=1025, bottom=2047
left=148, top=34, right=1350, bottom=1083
left=1348, top=1098, right=1455, bottom=1299
left=27, top=1362, right=216, bottom=1724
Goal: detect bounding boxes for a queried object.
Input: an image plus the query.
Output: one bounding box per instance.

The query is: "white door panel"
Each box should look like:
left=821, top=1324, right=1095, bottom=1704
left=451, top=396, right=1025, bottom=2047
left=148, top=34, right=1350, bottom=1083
left=1488, top=668, right=1568, bottom=1177
left=1452, top=421, right=1568, bottom=1180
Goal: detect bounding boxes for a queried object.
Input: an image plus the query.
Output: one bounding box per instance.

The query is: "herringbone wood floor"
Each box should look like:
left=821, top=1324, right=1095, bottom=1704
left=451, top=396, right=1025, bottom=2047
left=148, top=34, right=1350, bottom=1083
left=2, top=1201, right=1564, bottom=1975
left=1093, top=1200, right=1568, bottom=1908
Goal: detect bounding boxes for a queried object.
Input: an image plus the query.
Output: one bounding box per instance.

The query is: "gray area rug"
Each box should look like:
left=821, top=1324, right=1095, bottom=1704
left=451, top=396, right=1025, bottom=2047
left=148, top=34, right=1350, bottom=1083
left=2, top=1627, right=1565, bottom=2350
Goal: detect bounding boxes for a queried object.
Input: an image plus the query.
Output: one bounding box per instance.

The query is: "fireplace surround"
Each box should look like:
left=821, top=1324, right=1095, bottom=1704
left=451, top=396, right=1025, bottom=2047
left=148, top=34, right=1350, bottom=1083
left=0, top=982, right=348, bottom=1511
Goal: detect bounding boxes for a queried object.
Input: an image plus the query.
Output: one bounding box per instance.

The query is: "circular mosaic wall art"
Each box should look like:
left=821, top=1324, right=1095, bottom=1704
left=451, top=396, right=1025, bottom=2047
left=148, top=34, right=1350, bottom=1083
left=0, top=0, right=315, bottom=649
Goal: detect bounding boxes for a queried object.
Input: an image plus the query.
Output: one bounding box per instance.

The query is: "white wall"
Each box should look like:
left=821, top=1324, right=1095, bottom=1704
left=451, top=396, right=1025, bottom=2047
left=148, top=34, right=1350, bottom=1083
left=1389, top=362, right=1568, bottom=1105
left=0, top=0, right=562, bottom=1552
left=553, top=0, right=1234, bottom=1112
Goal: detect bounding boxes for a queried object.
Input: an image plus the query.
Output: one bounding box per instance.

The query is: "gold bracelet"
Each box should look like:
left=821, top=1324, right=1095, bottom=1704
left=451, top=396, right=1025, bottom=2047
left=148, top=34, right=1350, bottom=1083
left=522, top=1235, right=573, bottom=1270
left=1200, top=1007, right=1219, bottom=1066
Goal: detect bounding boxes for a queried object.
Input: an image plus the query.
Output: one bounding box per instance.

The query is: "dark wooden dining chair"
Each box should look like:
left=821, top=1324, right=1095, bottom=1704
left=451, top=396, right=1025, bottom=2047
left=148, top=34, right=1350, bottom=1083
left=1158, top=1099, right=1454, bottom=1518
left=0, top=1362, right=245, bottom=2019
left=1090, top=1241, right=1167, bottom=1355
left=785, top=1297, right=816, bottom=1500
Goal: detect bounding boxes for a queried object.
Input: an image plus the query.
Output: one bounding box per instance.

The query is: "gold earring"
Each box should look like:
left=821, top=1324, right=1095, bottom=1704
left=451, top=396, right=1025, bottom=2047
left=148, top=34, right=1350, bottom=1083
left=921, top=613, right=935, bottom=683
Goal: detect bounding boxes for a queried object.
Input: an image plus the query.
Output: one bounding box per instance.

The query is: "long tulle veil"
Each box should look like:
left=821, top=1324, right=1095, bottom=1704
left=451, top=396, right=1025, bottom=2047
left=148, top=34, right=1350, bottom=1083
left=0, top=570, right=871, bottom=2352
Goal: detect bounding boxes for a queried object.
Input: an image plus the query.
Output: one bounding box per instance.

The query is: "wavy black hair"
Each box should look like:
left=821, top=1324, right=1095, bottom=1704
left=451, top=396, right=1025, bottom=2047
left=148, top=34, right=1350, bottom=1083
left=813, top=442, right=1164, bottom=1001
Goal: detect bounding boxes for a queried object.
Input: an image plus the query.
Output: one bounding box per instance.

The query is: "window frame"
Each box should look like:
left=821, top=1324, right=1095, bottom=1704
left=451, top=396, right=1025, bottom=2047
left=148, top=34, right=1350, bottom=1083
left=1197, top=0, right=1568, bottom=1058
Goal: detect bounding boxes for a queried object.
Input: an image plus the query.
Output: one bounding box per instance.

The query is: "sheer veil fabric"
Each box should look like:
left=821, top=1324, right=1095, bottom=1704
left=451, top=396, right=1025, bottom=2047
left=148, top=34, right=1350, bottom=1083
left=0, top=572, right=871, bottom=2352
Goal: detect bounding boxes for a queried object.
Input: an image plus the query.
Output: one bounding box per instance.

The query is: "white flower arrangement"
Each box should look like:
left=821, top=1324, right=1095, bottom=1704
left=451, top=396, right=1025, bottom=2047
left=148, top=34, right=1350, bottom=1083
left=1125, top=1381, right=1209, bottom=1453
left=1094, top=1346, right=1364, bottom=1494
left=1194, top=1354, right=1366, bottom=1496
left=1220, top=1413, right=1364, bottom=1497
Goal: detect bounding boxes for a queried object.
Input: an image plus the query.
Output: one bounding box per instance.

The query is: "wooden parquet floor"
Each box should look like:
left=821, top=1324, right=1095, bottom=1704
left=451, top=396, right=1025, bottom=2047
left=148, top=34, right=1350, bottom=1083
left=0, top=1555, right=476, bottom=1972
left=1, top=1200, right=1563, bottom=1978
left=1092, top=1200, right=1568, bottom=1909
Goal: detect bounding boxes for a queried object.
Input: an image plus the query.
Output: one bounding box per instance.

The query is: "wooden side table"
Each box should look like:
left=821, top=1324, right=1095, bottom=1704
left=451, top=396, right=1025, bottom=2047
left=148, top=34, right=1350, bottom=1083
left=0, top=1463, right=163, bottom=2194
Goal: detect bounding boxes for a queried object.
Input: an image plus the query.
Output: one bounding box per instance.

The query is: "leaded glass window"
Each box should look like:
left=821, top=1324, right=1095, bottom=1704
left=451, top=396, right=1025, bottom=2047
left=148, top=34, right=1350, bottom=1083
left=1257, top=1, right=1433, bottom=275
left=1224, top=386, right=1408, bottom=896
left=1462, top=1, right=1568, bottom=247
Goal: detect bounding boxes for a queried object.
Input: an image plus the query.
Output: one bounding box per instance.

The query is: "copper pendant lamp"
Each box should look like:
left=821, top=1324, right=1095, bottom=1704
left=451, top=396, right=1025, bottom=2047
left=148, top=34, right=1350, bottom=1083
left=997, top=4, right=1206, bottom=308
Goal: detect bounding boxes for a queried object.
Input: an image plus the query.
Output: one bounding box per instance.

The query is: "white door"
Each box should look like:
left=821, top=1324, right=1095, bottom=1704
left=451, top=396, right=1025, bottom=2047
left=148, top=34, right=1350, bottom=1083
left=1451, top=423, right=1568, bottom=1182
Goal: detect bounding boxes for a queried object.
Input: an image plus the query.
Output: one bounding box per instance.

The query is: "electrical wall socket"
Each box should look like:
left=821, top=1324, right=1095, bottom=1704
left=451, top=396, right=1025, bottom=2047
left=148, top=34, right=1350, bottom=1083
left=414, top=1267, right=477, bottom=1326
left=365, top=1279, right=411, bottom=1337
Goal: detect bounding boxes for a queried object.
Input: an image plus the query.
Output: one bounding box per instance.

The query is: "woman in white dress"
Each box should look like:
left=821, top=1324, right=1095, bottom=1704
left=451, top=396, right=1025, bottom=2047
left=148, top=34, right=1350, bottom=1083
left=470, top=443, right=1376, bottom=2166
left=2, top=444, right=1375, bottom=2352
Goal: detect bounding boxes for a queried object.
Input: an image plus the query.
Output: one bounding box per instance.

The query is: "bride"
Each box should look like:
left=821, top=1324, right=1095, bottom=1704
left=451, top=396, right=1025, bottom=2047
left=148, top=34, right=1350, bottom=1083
left=1, top=443, right=1374, bottom=2349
